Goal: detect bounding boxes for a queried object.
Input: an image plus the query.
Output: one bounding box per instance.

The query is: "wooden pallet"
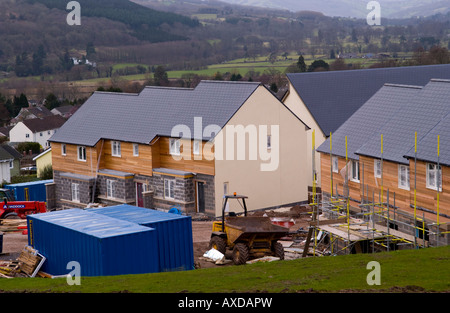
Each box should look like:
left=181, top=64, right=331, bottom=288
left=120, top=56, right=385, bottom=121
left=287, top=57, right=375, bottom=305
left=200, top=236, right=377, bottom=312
left=18, top=246, right=43, bottom=276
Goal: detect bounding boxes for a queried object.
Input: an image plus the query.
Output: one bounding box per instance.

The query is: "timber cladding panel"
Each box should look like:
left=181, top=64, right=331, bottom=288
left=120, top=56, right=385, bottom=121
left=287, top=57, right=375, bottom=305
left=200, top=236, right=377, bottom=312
left=320, top=154, right=361, bottom=201
left=411, top=160, right=450, bottom=217
left=52, top=137, right=215, bottom=178
left=102, top=140, right=153, bottom=176
left=157, top=137, right=215, bottom=176
left=358, top=156, right=410, bottom=210
left=321, top=153, right=450, bottom=217
left=52, top=142, right=99, bottom=177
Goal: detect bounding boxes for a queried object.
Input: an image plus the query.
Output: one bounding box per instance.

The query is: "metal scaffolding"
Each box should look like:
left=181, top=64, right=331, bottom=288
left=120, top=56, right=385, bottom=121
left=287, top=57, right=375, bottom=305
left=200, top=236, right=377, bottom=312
left=305, top=131, right=450, bottom=257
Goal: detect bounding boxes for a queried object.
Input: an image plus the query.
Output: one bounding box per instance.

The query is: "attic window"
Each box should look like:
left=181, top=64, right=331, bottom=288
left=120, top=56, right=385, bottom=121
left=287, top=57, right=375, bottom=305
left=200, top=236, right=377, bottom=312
left=350, top=160, right=360, bottom=183
left=426, top=163, right=442, bottom=191
left=169, top=138, right=180, bottom=156
left=77, top=146, right=86, bottom=161
left=398, top=165, right=410, bottom=190
left=332, top=156, right=338, bottom=173
left=193, top=140, right=200, bottom=155
left=112, top=141, right=121, bottom=157
left=374, top=159, right=382, bottom=178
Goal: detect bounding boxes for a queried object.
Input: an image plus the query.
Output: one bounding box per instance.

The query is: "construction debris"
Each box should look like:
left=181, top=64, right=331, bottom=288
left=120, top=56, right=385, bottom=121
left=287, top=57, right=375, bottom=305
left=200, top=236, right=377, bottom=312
left=0, top=219, right=27, bottom=233
left=0, top=245, right=45, bottom=278
left=246, top=256, right=280, bottom=264
left=200, top=248, right=232, bottom=265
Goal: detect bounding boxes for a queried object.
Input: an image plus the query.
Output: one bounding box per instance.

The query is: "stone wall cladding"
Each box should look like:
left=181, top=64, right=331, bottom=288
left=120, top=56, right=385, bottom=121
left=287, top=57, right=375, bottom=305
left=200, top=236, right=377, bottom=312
left=196, top=173, right=215, bottom=215
left=53, top=170, right=94, bottom=210
left=54, top=170, right=216, bottom=217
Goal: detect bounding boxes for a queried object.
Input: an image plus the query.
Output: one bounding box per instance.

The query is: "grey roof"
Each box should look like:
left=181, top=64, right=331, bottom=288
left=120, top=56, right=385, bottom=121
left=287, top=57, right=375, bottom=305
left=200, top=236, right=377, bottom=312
left=317, top=84, right=423, bottom=160
left=356, top=79, right=450, bottom=164
left=22, top=115, right=66, bottom=132
left=0, top=145, right=16, bottom=162
left=2, top=144, right=22, bottom=160
left=287, top=64, right=450, bottom=136
left=50, top=81, right=299, bottom=146
left=403, top=109, right=450, bottom=166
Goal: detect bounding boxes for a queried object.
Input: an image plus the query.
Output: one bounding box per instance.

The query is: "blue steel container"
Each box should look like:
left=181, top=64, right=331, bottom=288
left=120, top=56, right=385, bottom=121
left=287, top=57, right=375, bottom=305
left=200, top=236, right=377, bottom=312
left=27, top=208, right=159, bottom=276
left=88, top=205, right=194, bottom=272
left=5, top=179, right=53, bottom=202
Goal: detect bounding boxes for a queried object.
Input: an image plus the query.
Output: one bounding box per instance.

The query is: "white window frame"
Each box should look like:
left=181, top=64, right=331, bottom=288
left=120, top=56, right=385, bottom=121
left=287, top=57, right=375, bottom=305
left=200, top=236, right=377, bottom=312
left=398, top=164, right=410, bottom=190
left=61, top=144, right=66, bottom=156
left=77, top=146, right=86, bottom=162
left=133, top=143, right=139, bottom=156
left=107, top=179, right=116, bottom=199
left=71, top=183, right=80, bottom=202
left=9, top=160, right=14, bottom=169
left=164, top=179, right=175, bottom=200
left=374, top=159, right=381, bottom=178
left=426, top=163, right=442, bottom=191
left=193, top=140, right=200, bottom=155
left=223, top=182, right=229, bottom=196
left=169, top=138, right=180, bottom=156
left=332, top=156, right=338, bottom=173
left=111, top=141, right=121, bottom=157
left=25, top=134, right=30, bottom=138
left=350, top=160, right=360, bottom=182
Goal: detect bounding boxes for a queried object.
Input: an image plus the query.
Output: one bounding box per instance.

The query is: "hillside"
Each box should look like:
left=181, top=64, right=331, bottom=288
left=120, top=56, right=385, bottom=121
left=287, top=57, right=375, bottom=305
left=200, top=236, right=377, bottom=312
left=27, top=0, right=199, bottom=42
left=0, top=0, right=198, bottom=63
left=217, top=0, right=450, bottom=18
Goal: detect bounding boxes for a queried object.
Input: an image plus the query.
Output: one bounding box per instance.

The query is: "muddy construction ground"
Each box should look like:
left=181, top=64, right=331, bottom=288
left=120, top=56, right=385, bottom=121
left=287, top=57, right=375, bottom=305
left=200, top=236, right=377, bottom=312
left=0, top=205, right=313, bottom=270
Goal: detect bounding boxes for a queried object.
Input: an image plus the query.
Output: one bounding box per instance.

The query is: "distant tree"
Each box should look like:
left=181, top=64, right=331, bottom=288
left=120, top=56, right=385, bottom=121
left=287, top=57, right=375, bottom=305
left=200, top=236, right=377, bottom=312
left=86, top=42, right=96, bottom=60
left=308, top=60, right=329, bottom=72
left=230, top=73, right=242, bottom=81
left=213, top=71, right=224, bottom=80
left=60, top=50, right=74, bottom=71
left=330, top=49, right=336, bottom=59
left=17, top=142, right=41, bottom=154
left=330, top=58, right=347, bottom=71
left=44, top=93, right=61, bottom=110
left=270, top=82, right=278, bottom=93
left=153, top=65, right=169, bottom=86
left=6, top=93, right=29, bottom=117
left=297, top=55, right=307, bottom=72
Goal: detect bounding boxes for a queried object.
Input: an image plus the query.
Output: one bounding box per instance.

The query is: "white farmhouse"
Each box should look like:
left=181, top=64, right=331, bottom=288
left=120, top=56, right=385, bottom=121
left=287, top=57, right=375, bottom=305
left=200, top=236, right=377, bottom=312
left=9, top=115, right=66, bottom=149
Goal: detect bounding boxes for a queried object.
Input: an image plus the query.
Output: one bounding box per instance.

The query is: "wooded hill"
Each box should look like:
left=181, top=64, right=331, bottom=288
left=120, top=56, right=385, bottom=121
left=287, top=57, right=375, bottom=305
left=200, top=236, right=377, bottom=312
left=27, top=0, right=199, bottom=42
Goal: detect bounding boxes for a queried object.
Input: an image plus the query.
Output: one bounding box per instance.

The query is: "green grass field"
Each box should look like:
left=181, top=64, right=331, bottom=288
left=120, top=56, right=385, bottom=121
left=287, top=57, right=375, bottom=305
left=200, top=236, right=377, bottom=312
left=1, top=246, right=448, bottom=293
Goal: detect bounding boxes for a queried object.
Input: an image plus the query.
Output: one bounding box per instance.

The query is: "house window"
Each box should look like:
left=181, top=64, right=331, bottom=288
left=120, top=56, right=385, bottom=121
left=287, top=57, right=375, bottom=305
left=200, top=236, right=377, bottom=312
left=9, top=160, right=13, bottom=169
left=77, top=146, right=86, bottom=161
left=351, top=160, right=360, bottom=182
left=374, top=159, right=382, bottom=178
left=25, top=134, right=30, bottom=138
left=164, top=179, right=175, bottom=199
left=169, top=138, right=180, bottom=155
left=332, top=156, right=338, bottom=173
left=223, top=182, right=229, bottom=196
left=193, top=140, right=200, bottom=155
left=71, top=183, right=80, bottom=202
left=267, top=135, right=272, bottom=149
left=426, top=163, right=442, bottom=191
left=398, top=165, right=410, bottom=190
left=62, top=144, right=66, bottom=156
left=47, top=131, right=51, bottom=135
left=40, top=132, right=43, bottom=137
left=133, top=144, right=139, bottom=156
left=111, top=141, right=121, bottom=157
left=107, top=179, right=116, bottom=199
